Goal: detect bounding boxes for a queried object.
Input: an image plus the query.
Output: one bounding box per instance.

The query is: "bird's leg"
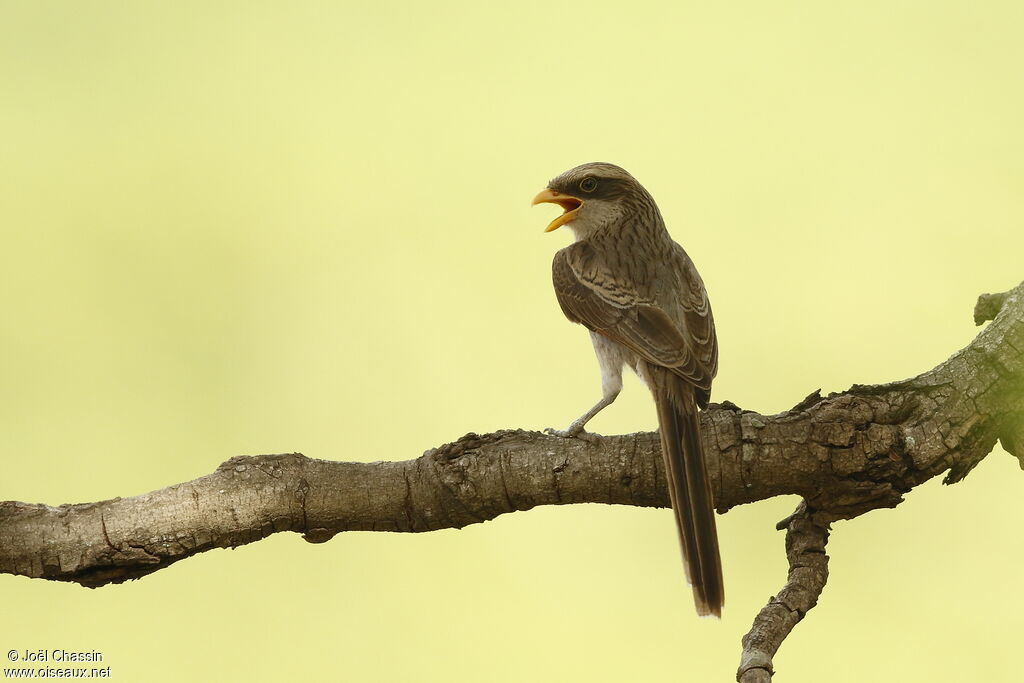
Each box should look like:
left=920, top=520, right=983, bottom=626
left=547, top=336, right=624, bottom=438
left=547, top=389, right=620, bottom=437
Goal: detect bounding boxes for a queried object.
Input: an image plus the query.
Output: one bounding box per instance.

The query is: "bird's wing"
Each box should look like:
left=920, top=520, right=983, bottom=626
left=552, top=245, right=713, bottom=390
left=673, top=249, right=718, bottom=382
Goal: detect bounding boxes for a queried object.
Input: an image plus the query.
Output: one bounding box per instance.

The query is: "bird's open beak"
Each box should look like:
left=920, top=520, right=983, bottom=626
left=532, top=188, right=584, bottom=232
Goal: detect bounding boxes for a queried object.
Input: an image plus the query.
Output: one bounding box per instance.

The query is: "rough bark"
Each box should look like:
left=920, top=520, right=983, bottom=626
left=2, top=281, right=1022, bottom=680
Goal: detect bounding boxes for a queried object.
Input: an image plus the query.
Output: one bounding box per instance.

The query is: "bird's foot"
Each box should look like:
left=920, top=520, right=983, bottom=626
left=545, top=426, right=579, bottom=438
left=544, top=424, right=595, bottom=441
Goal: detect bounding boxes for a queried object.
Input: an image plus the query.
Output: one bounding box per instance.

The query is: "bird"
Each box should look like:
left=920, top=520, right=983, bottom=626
left=532, top=162, right=723, bottom=617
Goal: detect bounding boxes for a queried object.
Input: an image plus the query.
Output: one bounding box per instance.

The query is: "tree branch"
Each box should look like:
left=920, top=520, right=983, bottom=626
left=2, top=281, right=1022, bottom=680
left=737, top=502, right=830, bottom=683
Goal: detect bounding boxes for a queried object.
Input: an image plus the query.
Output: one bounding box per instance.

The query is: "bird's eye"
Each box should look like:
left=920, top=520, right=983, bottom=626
left=579, top=177, right=598, bottom=193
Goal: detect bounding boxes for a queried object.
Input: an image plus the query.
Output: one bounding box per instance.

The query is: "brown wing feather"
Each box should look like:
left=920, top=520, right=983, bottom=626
left=675, top=251, right=718, bottom=381
left=552, top=246, right=714, bottom=391
left=673, top=250, right=718, bottom=406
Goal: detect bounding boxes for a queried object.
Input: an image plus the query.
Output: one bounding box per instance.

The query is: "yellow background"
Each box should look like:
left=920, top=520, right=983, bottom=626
left=2, top=2, right=1022, bottom=681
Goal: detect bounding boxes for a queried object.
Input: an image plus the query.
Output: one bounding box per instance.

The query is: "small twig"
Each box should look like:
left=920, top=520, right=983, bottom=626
left=737, top=502, right=830, bottom=683
left=974, top=291, right=1009, bottom=325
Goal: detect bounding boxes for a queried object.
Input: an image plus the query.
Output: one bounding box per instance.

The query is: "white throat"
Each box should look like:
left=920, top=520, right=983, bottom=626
left=566, top=200, right=623, bottom=241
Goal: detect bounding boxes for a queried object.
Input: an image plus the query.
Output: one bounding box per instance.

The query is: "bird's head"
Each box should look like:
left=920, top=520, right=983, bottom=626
left=531, top=162, right=654, bottom=238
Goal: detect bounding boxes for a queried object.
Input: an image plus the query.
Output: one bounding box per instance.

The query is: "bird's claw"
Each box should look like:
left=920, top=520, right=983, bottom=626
left=544, top=425, right=595, bottom=441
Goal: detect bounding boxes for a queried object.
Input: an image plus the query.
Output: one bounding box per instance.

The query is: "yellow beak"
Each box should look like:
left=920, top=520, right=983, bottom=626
left=532, top=188, right=584, bottom=232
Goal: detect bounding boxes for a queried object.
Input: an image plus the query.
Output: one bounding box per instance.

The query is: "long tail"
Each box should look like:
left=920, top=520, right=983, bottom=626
left=649, top=366, right=724, bottom=617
